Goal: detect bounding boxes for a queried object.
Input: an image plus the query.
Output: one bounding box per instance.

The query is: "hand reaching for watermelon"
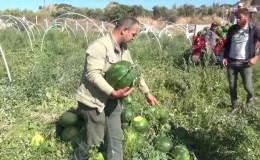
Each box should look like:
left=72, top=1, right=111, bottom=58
left=145, top=92, right=158, bottom=106
left=111, top=87, right=134, bottom=98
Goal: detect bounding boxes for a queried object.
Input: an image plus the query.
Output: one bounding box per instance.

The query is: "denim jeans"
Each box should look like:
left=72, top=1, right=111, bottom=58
left=72, top=99, right=123, bottom=160
left=227, top=64, right=254, bottom=106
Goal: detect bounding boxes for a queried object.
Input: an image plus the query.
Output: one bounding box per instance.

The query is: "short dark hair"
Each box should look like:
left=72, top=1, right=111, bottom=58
left=115, top=16, right=139, bottom=29
left=235, top=8, right=250, bottom=17
left=211, top=22, right=219, bottom=28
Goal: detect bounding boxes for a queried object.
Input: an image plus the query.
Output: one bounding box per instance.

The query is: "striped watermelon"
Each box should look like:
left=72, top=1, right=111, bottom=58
left=105, top=60, right=139, bottom=90
left=170, top=144, right=190, bottom=160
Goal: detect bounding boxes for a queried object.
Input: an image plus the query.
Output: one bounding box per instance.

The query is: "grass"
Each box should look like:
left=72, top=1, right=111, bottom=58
left=0, top=29, right=260, bottom=160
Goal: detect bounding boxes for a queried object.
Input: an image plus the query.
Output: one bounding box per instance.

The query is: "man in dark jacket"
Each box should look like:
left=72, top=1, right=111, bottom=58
left=222, top=8, right=260, bottom=114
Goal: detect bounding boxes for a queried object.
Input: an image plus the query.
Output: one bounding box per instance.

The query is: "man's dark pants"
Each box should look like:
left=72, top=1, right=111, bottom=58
left=71, top=99, right=123, bottom=160
left=227, top=61, right=254, bottom=107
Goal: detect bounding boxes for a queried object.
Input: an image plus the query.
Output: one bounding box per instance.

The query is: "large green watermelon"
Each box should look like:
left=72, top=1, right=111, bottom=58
left=218, top=31, right=225, bottom=38
left=200, top=30, right=206, bottom=36
left=132, top=116, right=149, bottom=133
left=226, top=23, right=232, bottom=27
left=222, top=25, right=230, bottom=32
left=121, top=107, right=136, bottom=123
left=216, top=27, right=223, bottom=35
left=105, top=60, right=139, bottom=90
left=170, top=144, right=190, bottom=160
left=153, top=136, right=173, bottom=153
left=59, top=111, right=79, bottom=128
left=61, top=126, right=80, bottom=142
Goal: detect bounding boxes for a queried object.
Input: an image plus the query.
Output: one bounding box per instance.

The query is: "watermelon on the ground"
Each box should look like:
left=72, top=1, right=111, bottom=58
left=123, top=127, right=140, bottom=157
left=59, top=111, right=79, bottom=128
left=153, top=135, right=173, bottom=153
left=132, top=116, right=149, bottom=133
left=61, top=126, right=80, bottom=142
left=170, top=144, right=190, bottom=160
left=30, top=133, right=45, bottom=147
left=122, top=107, right=136, bottom=123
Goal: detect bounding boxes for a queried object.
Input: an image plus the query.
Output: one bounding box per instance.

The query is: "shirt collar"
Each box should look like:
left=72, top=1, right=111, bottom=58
left=109, top=32, right=128, bottom=53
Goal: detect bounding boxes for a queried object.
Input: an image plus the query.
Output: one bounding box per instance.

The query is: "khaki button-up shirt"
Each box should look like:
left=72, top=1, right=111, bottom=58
left=76, top=33, right=150, bottom=112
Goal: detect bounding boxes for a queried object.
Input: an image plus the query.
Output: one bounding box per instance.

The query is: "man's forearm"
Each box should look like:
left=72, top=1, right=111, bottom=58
left=86, top=70, right=114, bottom=96
left=138, top=77, right=150, bottom=94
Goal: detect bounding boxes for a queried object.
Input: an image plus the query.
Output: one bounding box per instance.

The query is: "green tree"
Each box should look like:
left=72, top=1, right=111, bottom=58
left=211, top=3, right=222, bottom=16
left=132, top=5, right=144, bottom=17
left=103, top=5, right=128, bottom=21
left=90, top=9, right=104, bottom=20
left=196, top=5, right=209, bottom=16
left=177, top=4, right=195, bottom=17
left=152, top=5, right=169, bottom=19
left=3, top=9, right=23, bottom=17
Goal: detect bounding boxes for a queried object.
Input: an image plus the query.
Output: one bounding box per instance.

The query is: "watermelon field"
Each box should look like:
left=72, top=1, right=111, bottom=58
left=1, top=28, right=260, bottom=160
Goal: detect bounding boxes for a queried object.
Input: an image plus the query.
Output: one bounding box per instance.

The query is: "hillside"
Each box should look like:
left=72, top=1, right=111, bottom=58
left=3, top=1, right=260, bottom=26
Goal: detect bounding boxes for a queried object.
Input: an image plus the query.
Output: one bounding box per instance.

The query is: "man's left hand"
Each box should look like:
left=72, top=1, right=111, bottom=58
left=145, top=92, right=158, bottom=106
left=249, top=55, right=259, bottom=66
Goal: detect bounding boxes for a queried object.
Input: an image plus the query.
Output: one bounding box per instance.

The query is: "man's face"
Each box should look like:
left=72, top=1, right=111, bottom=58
left=121, top=23, right=140, bottom=43
left=212, top=26, right=217, bottom=32
left=237, top=14, right=248, bottom=27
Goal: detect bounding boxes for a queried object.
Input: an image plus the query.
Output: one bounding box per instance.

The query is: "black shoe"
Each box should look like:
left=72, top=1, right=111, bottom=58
left=246, top=98, right=260, bottom=110
left=246, top=98, right=254, bottom=106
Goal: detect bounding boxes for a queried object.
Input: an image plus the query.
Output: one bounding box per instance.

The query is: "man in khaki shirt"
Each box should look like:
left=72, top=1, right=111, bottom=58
left=72, top=16, right=158, bottom=160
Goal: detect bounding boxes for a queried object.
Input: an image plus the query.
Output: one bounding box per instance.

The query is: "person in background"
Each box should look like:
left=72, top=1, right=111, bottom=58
left=205, top=22, right=220, bottom=49
left=222, top=8, right=260, bottom=115
left=204, top=22, right=220, bottom=63
left=71, top=16, right=158, bottom=160
left=230, top=2, right=244, bottom=24
left=248, top=7, right=257, bottom=24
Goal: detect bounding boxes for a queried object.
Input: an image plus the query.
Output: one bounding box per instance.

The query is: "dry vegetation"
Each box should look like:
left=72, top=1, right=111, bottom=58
left=135, top=16, right=227, bottom=28
left=176, top=16, right=226, bottom=24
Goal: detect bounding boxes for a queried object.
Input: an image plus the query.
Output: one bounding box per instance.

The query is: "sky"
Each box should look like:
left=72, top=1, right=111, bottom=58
left=0, top=0, right=239, bottom=11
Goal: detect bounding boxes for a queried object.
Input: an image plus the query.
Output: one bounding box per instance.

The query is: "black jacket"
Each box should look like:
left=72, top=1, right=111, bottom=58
left=223, top=23, right=260, bottom=59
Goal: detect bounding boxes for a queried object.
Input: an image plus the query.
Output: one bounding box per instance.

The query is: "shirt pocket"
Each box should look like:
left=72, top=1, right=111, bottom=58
left=104, top=56, right=118, bottom=72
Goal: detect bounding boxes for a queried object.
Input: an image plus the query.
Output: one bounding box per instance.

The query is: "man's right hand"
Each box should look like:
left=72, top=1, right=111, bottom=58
left=111, top=87, right=134, bottom=98
left=222, top=58, right=228, bottom=67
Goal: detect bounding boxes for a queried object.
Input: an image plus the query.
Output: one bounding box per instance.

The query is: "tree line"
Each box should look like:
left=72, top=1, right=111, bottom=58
left=0, top=2, right=235, bottom=22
